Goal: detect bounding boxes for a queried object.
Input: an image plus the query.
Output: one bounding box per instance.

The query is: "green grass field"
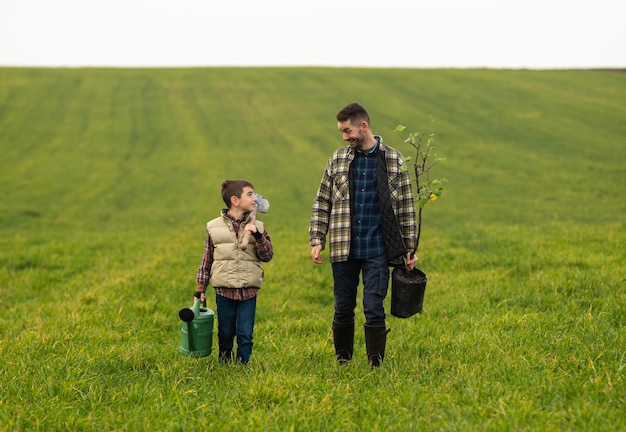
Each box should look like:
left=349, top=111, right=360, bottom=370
left=0, top=67, right=624, bottom=431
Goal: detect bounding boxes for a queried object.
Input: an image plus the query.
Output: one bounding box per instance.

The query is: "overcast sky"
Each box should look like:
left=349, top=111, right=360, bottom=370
left=1, top=0, right=624, bottom=68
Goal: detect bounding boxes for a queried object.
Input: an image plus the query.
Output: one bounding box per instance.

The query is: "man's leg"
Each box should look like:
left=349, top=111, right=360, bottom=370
left=332, top=320, right=355, bottom=363
left=362, top=254, right=390, bottom=367
left=331, top=259, right=360, bottom=363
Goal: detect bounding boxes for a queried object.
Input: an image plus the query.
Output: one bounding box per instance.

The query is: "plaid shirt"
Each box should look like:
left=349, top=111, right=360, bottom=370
left=350, top=141, right=385, bottom=259
left=197, top=210, right=273, bottom=301
left=309, top=136, right=417, bottom=263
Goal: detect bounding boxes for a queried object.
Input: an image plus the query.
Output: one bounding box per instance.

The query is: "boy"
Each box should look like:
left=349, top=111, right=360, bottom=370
left=195, top=180, right=273, bottom=365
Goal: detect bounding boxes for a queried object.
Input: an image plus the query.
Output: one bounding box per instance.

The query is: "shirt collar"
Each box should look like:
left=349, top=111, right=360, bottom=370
left=356, top=136, right=380, bottom=156
left=222, top=209, right=246, bottom=223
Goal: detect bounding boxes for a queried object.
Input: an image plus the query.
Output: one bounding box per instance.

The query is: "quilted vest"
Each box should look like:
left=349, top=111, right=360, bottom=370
left=376, top=149, right=409, bottom=263
left=206, top=214, right=265, bottom=288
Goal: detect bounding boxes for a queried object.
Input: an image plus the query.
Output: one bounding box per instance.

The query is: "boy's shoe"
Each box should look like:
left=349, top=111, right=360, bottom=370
left=218, top=350, right=233, bottom=363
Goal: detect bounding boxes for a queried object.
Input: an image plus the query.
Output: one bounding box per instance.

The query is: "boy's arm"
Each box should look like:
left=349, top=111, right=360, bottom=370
left=253, top=229, right=273, bottom=262
left=196, top=233, right=214, bottom=294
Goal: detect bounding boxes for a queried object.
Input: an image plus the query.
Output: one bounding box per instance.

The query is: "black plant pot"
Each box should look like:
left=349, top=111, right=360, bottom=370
left=390, top=266, right=427, bottom=318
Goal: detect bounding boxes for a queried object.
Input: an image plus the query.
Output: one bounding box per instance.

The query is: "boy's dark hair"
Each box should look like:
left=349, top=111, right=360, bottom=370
left=336, top=102, right=370, bottom=127
left=221, top=180, right=254, bottom=208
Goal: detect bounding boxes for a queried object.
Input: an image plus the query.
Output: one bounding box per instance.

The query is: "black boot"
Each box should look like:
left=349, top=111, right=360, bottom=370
left=332, top=321, right=354, bottom=364
left=364, top=325, right=390, bottom=367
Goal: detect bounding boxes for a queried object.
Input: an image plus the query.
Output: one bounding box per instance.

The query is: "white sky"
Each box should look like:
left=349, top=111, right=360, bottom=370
left=1, top=0, right=625, bottom=68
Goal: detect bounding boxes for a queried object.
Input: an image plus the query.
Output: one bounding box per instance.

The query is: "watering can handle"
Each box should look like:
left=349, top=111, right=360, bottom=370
left=193, top=297, right=207, bottom=308
left=194, top=290, right=208, bottom=306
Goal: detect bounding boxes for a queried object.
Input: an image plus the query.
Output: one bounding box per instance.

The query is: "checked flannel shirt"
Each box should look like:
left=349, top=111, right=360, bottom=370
left=309, top=136, right=417, bottom=263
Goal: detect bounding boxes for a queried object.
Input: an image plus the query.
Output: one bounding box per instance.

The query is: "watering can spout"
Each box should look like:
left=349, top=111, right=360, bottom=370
left=178, top=299, right=202, bottom=323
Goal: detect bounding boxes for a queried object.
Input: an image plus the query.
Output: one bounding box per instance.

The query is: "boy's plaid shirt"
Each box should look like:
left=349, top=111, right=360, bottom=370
left=309, top=137, right=417, bottom=263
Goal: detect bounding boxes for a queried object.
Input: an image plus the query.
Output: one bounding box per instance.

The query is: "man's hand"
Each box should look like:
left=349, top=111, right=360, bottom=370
left=311, top=245, right=324, bottom=264
left=405, top=252, right=418, bottom=271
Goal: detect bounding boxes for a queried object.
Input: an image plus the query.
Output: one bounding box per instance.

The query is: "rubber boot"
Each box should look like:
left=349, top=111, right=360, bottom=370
left=364, top=325, right=390, bottom=367
left=332, top=321, right=355, bottom=364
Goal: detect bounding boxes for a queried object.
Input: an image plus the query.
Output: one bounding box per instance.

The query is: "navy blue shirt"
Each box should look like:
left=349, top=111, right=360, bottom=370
left=350, top=140, right=385, bottom=259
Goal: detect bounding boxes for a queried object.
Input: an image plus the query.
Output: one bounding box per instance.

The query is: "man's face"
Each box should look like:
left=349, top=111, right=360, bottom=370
left=338, top=119, right=366, bottom=150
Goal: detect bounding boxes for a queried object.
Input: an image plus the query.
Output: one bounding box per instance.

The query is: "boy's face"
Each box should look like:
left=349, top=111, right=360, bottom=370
left=236, top=186, right=257, bottom=212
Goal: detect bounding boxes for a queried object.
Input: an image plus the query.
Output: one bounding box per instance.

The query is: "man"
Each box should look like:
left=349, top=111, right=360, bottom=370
left=309, top=102, right=418, bottom=367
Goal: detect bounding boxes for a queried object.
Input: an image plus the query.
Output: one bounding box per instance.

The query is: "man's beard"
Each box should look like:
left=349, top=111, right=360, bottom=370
left=347, top=133, right=365, bottom=150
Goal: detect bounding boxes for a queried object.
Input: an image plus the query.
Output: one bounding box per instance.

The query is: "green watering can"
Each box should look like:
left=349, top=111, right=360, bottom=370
left=178, top=299, right=214, bottom=357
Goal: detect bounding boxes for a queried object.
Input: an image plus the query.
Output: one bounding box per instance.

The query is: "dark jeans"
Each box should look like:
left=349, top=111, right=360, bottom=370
left=331, top=253, right=389, bottom=327
left=215, top=294, right=257, bottom=364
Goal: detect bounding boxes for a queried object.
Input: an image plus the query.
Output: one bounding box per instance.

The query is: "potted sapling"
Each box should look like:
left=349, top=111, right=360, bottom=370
left=390, top=120, right=446, bottom=318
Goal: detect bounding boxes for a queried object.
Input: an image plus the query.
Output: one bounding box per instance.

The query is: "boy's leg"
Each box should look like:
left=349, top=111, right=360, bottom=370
left=215, top=294, right=236, bottom=362
left=235, top=296, right=257, bottom=364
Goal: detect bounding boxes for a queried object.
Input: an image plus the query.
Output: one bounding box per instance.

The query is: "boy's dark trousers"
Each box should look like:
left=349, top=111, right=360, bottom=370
left=215, top=294, right=257, bottom=364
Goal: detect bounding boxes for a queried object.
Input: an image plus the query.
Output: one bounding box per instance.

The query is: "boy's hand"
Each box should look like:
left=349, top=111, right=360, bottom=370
left=240, top=223, right=257, bottom=251
left=194, top=290, right=205, bottom=303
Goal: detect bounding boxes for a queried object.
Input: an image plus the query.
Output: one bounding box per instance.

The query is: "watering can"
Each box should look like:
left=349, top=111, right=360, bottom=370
left=179, top=299, right=214, bottom=357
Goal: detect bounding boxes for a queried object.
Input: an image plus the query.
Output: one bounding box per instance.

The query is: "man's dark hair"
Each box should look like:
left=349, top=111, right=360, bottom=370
left=221, top=180, right=254, bottom=208
left=336, top=102, right=370, bottom=127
